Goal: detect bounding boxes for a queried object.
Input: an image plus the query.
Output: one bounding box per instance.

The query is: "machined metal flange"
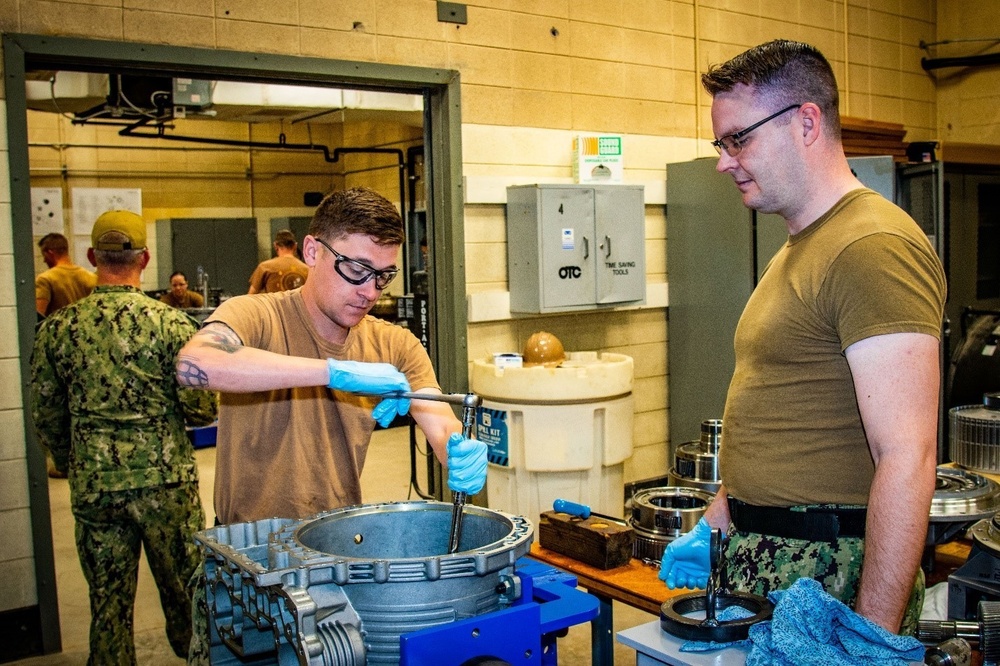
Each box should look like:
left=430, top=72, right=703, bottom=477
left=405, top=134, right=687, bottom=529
left=668, top=419, right=723, bottom=494
left=660, top=590, right=773, bottom=643
left=931, top=466, right=1000, bottom=522
left=659, top=529, right=772, bottom=643
left=970, top=513, right=1000, bottom=559
left=629, top=486, right=715, bottom=546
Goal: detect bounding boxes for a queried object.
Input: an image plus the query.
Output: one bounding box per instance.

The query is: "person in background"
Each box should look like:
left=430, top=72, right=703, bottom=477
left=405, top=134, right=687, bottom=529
left=658, top=39, right=946, bottom=636
left=247, top=228, right=310, bottom=293
left=178, top=187, right=486, bottom=663
left=35, top=232, right=96, bottom=318
left=30, top=210, right=217, bottom=664
left=35, top=232, right=99, bottom=478
left=160, top=271, right=205, bottom=309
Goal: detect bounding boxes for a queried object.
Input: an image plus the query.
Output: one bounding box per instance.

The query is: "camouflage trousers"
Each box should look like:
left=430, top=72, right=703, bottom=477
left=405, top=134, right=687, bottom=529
left=725, top=527, right=924, bottom=636
left=71, top=481, right=205, bottom=665
left=187, top=569, right=209, bottom=666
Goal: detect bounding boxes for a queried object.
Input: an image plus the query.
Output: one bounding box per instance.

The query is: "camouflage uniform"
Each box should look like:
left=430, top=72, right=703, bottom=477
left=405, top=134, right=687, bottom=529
left=31, top=285, right=217, bottom=665
left=726, top=516, right=925, bottom=636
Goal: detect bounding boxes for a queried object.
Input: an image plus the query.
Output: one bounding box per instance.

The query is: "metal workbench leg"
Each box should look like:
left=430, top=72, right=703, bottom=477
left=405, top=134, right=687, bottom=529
left=592, top=591, right=613, bottom=665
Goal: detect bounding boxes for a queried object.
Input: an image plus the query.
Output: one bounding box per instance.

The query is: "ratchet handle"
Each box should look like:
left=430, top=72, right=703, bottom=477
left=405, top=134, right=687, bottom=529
left=553, top=498, right=591, bottom=519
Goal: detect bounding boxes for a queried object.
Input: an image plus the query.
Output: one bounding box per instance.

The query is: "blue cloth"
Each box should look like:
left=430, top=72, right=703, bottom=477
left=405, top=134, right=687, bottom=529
left=746, top=579, right=924, bottom=665
left=679, top=578, right=924, bottom=665
left=679, top=605, right=753, bottom=653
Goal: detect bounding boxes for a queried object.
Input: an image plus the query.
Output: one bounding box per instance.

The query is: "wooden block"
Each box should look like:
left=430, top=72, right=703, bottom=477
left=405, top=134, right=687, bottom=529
left=538, top=510, right=634, bottom=570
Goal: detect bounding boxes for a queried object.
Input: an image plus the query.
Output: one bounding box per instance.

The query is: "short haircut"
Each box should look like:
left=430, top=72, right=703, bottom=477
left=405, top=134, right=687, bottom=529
left=309, top=187, right=405, bottom=246
left=273, top=229, right=298, bottom=249
left=701, top=39, right=841, bottom=138
left=92, top=231, right=145, bottom=268
left=38, top=233, right=69, bottom=255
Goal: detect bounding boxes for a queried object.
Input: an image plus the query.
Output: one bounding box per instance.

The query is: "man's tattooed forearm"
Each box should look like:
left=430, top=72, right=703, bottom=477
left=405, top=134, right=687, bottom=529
left=177, top=357, right=210, bottom=387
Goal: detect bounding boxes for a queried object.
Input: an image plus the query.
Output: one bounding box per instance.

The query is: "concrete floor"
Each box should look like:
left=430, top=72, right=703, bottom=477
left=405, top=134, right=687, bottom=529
left=13, top=426, right=653, bottom=665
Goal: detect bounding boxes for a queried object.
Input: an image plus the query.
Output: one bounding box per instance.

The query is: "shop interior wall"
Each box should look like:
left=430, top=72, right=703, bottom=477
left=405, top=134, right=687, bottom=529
left=0, top=0, right=959, bottom=623
left=933, top=0, right=1000, bottom=149
left=27, top=110, right=422, bottom=299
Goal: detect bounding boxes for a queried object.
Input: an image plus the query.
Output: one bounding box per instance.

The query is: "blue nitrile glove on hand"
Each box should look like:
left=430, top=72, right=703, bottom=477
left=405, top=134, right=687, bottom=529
left=447, top=433, right=488, bottom=495
left=326, top=358, right=411, bottom=427
left=658, top=516, right=716, bottom=589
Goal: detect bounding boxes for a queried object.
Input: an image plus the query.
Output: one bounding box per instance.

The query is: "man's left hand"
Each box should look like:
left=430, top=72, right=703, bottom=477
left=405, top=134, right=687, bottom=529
left=447, top=433, right=487, bottom=495
left=371, top=396, right=411, bottom=428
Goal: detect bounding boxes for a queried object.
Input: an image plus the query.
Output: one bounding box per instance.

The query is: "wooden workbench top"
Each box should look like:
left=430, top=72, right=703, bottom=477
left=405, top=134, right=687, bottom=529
left=529, top=542, right=693, bottom=615
left=530, top=540, right=976, bottom=615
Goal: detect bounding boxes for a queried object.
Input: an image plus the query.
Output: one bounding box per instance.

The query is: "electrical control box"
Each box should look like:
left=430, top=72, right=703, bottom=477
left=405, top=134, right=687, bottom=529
left=506, top=184, right=645, bottom=314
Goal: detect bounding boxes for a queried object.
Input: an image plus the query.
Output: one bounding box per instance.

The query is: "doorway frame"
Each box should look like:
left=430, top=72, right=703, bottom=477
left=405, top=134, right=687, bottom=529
left=3, top=32, right=467, bottom=652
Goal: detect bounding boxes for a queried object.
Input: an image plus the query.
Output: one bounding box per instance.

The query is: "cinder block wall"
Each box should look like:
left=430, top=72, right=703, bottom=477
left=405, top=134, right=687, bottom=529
left=1, top=0, right=973, bottom=628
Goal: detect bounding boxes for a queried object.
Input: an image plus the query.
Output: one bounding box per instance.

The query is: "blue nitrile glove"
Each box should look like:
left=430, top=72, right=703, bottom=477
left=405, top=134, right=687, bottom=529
left=326, top=359, right=411, bottom=427
left=658, top=516, right=716, bottom=589
left=447, top=433, right=488, bottom=495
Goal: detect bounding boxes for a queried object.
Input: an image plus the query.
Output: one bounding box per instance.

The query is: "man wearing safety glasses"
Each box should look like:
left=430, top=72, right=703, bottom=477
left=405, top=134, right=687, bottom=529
left=176, top=187, right=486, bottom=526
left=658, top=40, right=945, bottom=638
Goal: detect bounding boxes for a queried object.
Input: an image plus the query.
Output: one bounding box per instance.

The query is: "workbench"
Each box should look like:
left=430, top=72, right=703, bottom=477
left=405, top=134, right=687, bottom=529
left=617, top=620, right=749, bottom=666
left=530, top=540, right=976, bottom=665
left=529, top=542, right=689, bottom=664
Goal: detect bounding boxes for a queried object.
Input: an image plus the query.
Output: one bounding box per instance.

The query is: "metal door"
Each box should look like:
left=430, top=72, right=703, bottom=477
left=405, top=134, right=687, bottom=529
left=595, top=185, right=646, bottom=304
left=539, top=186, right=595, bottom=309
left=667, top=158, right=757, bottom=446
left=171, top=217, right=258, bottom=297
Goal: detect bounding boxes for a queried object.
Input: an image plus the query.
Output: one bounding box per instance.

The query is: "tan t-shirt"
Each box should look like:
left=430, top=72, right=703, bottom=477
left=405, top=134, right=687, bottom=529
left=35, top=264, right=97, bottom=315
left=719, top=189, right=946, bottom=506
left=206, top=290, right=438, bottom=523
left=160, top=289, right=205, bottom=309
left=247, top=255, right=310, bottom=293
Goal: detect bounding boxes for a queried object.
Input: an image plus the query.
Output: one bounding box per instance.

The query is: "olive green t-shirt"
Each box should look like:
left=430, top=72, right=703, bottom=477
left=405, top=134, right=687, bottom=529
left=207, top=290, right=438, bottom=523
left=719, top=189, right=946, bottom=506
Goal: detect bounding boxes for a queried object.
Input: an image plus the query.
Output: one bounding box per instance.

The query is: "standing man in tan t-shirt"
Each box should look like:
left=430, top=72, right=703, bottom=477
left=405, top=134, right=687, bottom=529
left=658, top=40, right=945, bottom=637
left=35, top=232, right=98, bottom=478
left=35, top=232, right=97, bottom=318
left=247, top=228, right=310, bottom=293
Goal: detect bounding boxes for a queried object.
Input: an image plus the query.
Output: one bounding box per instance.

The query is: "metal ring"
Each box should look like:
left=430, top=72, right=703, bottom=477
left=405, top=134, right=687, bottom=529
left=931, top=466, right=1000, bottom=522
left=629, top=487, right=715, bottom=539
left=660, top=591, right=773, bottom=643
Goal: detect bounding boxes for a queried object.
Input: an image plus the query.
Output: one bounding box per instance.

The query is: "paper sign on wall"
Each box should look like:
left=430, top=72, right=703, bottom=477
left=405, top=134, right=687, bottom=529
left=31, top=187, right=64, bottom=235
left=71, top=188, right=142, bottom=235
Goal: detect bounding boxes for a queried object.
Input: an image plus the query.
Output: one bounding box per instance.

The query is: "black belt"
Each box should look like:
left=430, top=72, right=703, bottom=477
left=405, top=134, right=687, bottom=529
left=728, top=497, right=867, bottom=542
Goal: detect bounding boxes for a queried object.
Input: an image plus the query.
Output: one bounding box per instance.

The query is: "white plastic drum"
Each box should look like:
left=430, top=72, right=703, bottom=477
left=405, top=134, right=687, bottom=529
left=471, top=351, right=634, bottom=522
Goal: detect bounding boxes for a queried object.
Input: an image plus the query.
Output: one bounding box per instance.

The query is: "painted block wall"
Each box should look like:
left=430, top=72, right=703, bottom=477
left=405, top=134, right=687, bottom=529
left=0, top=0, right=978, bottom=618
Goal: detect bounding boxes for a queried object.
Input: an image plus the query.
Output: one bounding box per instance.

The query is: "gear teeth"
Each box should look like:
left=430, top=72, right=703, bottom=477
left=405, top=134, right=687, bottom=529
left=917, top=619, right=952, bottom=644
left=979, top=601, right=1000, bottom=662
left=633, top=533, right=669, bottom=562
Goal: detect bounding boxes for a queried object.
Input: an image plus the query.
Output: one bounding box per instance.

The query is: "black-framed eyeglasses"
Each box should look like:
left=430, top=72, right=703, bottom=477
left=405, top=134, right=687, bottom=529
left=314, top=236, right=399, bottom=290
left=711, top=104, right=802, bottom=157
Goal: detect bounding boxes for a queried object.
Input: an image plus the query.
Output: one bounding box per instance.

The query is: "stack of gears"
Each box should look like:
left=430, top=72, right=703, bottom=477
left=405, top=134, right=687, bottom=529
left=628, top=419, right=722, bottom=563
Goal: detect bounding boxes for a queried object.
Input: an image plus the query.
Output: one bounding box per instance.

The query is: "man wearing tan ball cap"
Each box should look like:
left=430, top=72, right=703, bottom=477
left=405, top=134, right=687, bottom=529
left=30, top=208, right=216, bottom=663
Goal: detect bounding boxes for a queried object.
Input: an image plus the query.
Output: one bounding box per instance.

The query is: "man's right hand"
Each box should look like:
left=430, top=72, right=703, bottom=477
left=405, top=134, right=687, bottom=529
left=326, top=359, right=409, bottom=394
left=658, top=516, right=715, bottom=589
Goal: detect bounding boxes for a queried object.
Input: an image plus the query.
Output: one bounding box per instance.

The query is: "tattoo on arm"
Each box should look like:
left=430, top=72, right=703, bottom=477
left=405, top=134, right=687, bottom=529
left=177, top=357, right=209, bottom=387
left=177, top=323, right=242, bottom=387
left=200, top=323, right=243, bottom=354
